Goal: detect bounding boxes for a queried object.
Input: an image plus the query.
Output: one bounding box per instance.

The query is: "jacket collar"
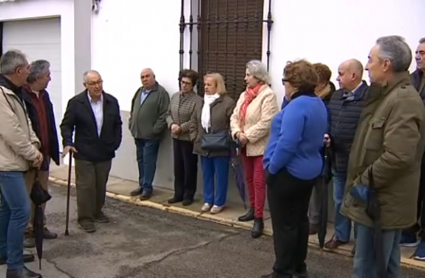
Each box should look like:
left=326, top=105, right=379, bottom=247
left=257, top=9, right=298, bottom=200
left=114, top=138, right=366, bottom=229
left=77, top=90, right=110, bottom=103
left=378, top=71, right=411, bottom=96
left=0, top=74, right=22, bottom=97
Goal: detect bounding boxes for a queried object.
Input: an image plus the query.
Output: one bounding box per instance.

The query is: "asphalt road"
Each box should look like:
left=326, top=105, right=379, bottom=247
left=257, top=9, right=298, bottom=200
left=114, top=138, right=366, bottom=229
left=0, top=184, right=424, bottom=278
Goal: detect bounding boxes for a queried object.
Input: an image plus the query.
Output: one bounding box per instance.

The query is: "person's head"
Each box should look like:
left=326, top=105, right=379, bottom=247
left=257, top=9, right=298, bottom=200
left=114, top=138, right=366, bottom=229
left=244, top=60, right=270, bottom=88
left=27, top=60, right=52, bottom=91
left=83, top=70, right=103, bottom=98
left=282, top=59, right=318, bottom=100
left=179, top=69, right=199, bottom=94
left=415, top=37, right=425, bottom=73
left=312, top=63, right=332, bottom=94
left=366, top=36, right=412, bottom=85
left=336, top=59, right=364, bottom=92
left=204, top=73, right=226, bottom=95
left=0, top=49, right=30, bottom=87
left=141, top=68, right=156, bottom=89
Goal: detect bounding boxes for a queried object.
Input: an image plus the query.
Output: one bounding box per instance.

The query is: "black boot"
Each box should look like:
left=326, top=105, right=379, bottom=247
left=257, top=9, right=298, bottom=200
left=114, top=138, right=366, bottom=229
left=251, top=218, right=264, bottom=238
left=7, top=266, right=42, bottom=278
left=238, top=207, right=255, bottom=222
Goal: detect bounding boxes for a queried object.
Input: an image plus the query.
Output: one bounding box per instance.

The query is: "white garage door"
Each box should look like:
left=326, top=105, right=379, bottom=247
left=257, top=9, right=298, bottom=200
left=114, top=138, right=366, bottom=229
left=3, top=17, right=62, bottom=150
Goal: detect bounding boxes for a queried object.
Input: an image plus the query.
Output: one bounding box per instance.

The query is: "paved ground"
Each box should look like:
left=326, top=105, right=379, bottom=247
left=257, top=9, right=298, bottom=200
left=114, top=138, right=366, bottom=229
left=1, top=185, right=424, bottom=278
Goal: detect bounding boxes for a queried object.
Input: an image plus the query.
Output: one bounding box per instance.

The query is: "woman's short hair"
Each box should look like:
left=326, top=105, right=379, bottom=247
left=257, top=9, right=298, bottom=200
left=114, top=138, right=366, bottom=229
left=179, top=69, right=199, bottom=86
left=283, top=60, right=319, bottom=93
left=313, top=63, right=332, bottom=85
left=246, top=60, right=270, bottom=84
left=204, top=73, right=227, bottom=95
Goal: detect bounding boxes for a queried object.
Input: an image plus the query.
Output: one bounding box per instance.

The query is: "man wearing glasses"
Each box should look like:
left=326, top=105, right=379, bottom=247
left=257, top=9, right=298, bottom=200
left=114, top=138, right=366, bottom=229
left=60, top=70, right=122, bottom=233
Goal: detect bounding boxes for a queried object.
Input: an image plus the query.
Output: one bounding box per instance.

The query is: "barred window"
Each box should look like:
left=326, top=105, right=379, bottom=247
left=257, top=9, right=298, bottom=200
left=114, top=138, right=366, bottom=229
left=179, top=0, right=273, bottom=99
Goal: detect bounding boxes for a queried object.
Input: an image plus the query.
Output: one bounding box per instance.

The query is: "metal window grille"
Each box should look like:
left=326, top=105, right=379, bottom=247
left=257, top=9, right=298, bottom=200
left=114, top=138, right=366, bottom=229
left=179, top=0, right=273, bottom=99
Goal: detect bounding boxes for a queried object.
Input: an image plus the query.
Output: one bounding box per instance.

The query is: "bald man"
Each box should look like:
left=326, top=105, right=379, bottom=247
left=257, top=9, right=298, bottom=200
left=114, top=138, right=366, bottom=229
left=60, top=70, right=122, bottom=233
left=323, top=59, right=369, bottom=251
left=129, top=68, right=170, bottom=200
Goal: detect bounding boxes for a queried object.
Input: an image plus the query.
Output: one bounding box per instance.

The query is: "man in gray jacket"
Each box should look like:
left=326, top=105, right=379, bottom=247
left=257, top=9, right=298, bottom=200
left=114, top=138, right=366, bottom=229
left=0, top=50, right=43, bottom=278
left=129, top=68, right=170, bottom=200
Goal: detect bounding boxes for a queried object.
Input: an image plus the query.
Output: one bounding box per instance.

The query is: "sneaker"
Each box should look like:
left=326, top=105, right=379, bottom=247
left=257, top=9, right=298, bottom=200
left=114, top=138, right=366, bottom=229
left=210, top=205, right=223, bottom=214
left=413, top=241, right=425, bottom=261
left=400, top=234, right=419, bottom=247
left=201, top=203, right=212, bottom=212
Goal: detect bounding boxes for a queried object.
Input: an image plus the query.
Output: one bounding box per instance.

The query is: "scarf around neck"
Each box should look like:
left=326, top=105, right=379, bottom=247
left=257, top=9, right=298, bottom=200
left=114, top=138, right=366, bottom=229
left=239, top=84, right=263, bottom=128
left=201, top=93, right=220, bottom=130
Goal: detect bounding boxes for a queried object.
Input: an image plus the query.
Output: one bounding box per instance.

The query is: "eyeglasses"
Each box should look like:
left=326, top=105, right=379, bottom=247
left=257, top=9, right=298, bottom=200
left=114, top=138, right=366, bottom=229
left=281, top=78, right=289, bottom=85
left=86, top=80, right=103, bottom=86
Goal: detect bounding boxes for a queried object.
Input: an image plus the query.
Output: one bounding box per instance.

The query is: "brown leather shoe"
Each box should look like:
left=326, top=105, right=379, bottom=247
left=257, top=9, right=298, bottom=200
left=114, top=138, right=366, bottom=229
left=309, top=223, right=318, bottom=235
left=324, top=235, right=348, bottom=250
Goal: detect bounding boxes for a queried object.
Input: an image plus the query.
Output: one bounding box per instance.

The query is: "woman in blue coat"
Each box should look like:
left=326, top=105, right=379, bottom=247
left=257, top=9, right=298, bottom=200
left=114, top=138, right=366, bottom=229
left=262, top=60, right=328, bottom=278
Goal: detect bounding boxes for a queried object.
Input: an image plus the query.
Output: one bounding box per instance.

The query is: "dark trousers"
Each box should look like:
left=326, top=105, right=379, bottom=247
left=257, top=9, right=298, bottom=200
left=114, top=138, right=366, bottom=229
left=173, top=139, right=198, bottom=200
left=75, top=159, right=112, bottom=224
left=403, top=152, right=425, bottom=239
left=135, top=138, right=160, bottom=193
left=267, top=169, right=316, bottom=277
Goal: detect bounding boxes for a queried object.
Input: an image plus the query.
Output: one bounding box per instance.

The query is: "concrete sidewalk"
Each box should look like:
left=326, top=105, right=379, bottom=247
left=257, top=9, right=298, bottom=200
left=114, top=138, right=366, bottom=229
left=48, top=164, right=425, bottom=271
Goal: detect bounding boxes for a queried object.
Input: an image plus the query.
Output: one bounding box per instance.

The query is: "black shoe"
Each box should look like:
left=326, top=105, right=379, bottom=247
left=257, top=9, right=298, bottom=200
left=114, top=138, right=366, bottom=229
left=94, top=212, right=109, bottom=223
left=0, top=254, right=35, bottom=265
left=6, top=265, right=42, bottom=278
left=238, top=207, right=255, bottom=222
left=168, top=197, right=183, bottom=204
left=78, top=221, right=96, bottom=233
left=251, top=218, right=264, bottom=238
left=139, top=191, right=152, bottom=200
left=130, top=187, right=143, bottom=196
left=43, top=228, right=57, bottom=239
left=182, top=199, right=193, bottom=206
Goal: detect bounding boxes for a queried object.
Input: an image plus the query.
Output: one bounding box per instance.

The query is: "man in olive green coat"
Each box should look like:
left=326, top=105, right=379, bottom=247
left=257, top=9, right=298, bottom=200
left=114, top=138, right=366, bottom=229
left=128, top=68, right=170, bottom=200
left=341, top=36, right=425, bottom=277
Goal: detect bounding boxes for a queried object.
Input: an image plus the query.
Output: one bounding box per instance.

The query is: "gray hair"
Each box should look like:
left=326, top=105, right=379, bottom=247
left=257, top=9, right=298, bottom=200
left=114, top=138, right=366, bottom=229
left=246, top=60, right=270, bottom=84
left=0, top=50, right=28, bottom=75
left=83, top=70, right=101, bottom=82
left=419, top=37, right=425, bottom=44
left=376, top=36, right=412, bottom=72
left=27, top=60, right=50, bottom=83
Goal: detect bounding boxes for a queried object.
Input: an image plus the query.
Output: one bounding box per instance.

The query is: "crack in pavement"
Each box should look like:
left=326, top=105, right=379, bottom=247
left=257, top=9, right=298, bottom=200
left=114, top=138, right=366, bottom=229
left=142, top=232, right=242, bottom=268
left=116, top=232, right=243, bottom=278
left=44, top=258, right=75, bottom=278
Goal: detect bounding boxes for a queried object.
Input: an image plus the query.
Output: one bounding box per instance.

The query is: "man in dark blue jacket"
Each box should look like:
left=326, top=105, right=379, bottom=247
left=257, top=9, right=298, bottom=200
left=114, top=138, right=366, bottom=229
left=323, top=59, right=368, bottom=251
left=21, top=60, right=60, bottom=248
left=60, top=70, right=122, bottom=233
left=401, top=37, right=425, bottom=260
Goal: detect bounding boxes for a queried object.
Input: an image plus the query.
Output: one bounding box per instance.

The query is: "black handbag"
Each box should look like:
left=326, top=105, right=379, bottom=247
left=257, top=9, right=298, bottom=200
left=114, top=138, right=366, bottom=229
left=201, top=129, right=230, bottom=151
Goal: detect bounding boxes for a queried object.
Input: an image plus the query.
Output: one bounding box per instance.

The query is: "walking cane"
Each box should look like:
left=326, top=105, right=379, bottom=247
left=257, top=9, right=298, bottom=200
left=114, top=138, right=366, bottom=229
left=65, top=151, right=73, bottom=236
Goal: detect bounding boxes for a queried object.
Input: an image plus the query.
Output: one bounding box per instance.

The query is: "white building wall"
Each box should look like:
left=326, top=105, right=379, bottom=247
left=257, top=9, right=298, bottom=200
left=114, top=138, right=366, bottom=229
left=91, top=0, right=425, bottom=202
left=2, top=0, right=424, bottom=203
left=266, top=0, right=425, bottom=106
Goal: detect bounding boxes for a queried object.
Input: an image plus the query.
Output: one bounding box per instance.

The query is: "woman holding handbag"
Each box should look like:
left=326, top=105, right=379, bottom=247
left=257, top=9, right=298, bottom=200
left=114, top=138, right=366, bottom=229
left=230, top=60, right=279, bottom=238
left=189, top=73, right=235, bottom=214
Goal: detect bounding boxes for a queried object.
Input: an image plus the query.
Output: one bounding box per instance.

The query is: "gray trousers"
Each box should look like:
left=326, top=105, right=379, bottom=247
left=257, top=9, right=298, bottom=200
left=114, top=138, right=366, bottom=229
left=75, top=159, right=112, bottom=223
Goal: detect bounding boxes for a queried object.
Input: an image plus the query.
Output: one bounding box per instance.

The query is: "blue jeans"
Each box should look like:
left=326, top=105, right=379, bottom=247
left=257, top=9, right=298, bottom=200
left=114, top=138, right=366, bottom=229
left=135, top=139, right=160, bottom=193
left=201, top=156, right=230, bottom=206
left=354, top=224, right=401, bottom=277
left=333, top=169, right=352, bottom=242
left=0, top=171, right=31, bottom=270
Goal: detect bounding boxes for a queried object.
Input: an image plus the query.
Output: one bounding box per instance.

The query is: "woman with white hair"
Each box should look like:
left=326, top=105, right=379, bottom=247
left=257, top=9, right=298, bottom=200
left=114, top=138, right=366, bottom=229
left=230, top=60, right=279, bottom=238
